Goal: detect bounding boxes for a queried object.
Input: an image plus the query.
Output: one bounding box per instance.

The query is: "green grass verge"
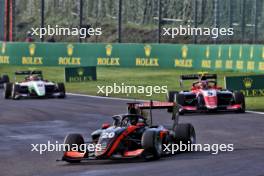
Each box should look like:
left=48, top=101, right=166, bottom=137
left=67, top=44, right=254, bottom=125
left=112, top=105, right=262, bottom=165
left=0, top=66, right=263, bottom=111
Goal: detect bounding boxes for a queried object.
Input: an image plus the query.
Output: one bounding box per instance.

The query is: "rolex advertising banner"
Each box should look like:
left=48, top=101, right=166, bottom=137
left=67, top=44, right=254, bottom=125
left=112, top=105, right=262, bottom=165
left=225, top=75, right=264, bottom=97
left=65, top=66, right=97, bottom=82
left=1, top=42, right=264, bottom=73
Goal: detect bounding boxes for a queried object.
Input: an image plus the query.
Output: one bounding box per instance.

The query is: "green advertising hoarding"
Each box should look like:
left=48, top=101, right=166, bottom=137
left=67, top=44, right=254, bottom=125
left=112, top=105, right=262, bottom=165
left=225, top=75, right=264, bottom=97
left=65, top=66, right=97, bottom=82
left=1, top=42, right=264, bottom=73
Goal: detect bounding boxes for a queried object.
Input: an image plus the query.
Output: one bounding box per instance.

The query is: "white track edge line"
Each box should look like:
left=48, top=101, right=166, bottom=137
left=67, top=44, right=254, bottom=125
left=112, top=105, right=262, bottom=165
left=245, top=111, right=264, bottom=115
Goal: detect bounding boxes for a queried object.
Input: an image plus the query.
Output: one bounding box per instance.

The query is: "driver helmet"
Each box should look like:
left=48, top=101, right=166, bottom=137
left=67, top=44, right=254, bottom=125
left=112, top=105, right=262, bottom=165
left=200, top=80, right=208, bottom=89
left=29, top=75, right=39, bottom=81
left=130, top=117, right=138, bottom=126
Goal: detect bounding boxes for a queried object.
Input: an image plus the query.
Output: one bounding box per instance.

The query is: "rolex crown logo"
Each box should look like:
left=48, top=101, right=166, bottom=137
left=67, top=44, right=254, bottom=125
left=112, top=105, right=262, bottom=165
left=1, top=42, right=6, bottom=54
left=77, top=68, right=84, bottom=76
left=106, top=44, right=112, bottom=57
left=29, top=44, right=36, bottom=56
left=262, top=47, right=264, bottom=59
left=67, top=44, right=74, bottom=56
left=250, top=46, right=254, bottom=59
left=182, top=45, right=188, bottom=59
left=218, top=46, right=222, bottom=59
left=144, top=45, right=151, bottom=57
left=239, top=46, right=243, bottom=59
left=243, top=77, right=253, bottom=89
left=205, top=46, right=210, bottom=58
left=228, top=46, right=232, bottom=59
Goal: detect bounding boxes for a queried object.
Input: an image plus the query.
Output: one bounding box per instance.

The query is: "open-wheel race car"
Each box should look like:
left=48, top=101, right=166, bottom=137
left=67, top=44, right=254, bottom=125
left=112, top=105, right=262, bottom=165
left=61, top=101, right=196, bottom=162
left=167, top=74, right=245, bottom=115
left=3, top=70, right=66, bottom=99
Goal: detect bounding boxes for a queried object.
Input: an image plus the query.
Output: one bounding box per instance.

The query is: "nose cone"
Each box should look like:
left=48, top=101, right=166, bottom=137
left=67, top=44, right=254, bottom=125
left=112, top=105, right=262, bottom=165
left=203, top=90, right=217, bottom=109
left=95, top=127, right=124, bottom=157
left=32, top=81, right=46, bottom=96
left=204, top=96, right=217, bottom=109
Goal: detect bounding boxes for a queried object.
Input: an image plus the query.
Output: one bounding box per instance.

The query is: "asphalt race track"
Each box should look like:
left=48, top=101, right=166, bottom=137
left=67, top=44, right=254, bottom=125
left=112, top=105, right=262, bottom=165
left=0, top=91, right=264, bottom=176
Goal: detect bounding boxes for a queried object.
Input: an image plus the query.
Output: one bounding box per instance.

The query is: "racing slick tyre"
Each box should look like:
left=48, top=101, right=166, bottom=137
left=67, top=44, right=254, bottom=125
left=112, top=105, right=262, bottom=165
left=175, top=93, right=185, bottom=115
left=174, top=123, right=196, bottom=148
left=141, top=130, right=162, bottom=160
left=167, top=91, right=178, bottom=102
left=11, top=84, right=20, bottom=100
left=166, top=91, right=178, bottom=113
left=2, top=75, right=9, bottom=83
left=4, top=83, right=12, bottom=99
left=57, top=83, right=66, bottom=98
left=63, top=133, right=85, bottom=163
left=233, top=92, right=245, bottom=113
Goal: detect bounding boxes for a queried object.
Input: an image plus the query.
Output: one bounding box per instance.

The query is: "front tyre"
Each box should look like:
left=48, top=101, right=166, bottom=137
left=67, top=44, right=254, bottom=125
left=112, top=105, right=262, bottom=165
left=4, top=83, right=12, bottom=99
left=166, top=91, right=178, bottom=113
left=57, top=83, right=66, bottom=98
left=2, top=75, right=9, bottom=83
left=233, top=92, right=245, bottom=113
left=63, top=133, right=84, bottom=163
left=175, top=93, right=185, bottom=115
left=141, top=130, right=162, bottom=160
left=166, top=91, right=178, bottom=102
left=11, top=84, right=20, bottom=100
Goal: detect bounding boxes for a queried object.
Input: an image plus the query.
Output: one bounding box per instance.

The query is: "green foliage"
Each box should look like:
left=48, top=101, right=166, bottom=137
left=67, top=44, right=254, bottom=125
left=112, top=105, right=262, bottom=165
left=13, top=0, right=264, bottom=43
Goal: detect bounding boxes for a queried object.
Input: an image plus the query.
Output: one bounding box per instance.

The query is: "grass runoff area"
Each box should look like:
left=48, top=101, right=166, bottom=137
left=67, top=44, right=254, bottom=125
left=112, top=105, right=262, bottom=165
left=0, top=66, right=263, bottom=111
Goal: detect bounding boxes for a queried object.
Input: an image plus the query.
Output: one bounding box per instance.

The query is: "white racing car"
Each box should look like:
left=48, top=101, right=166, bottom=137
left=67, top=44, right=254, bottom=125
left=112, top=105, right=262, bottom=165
left=4, top=71, right=66, bottom=99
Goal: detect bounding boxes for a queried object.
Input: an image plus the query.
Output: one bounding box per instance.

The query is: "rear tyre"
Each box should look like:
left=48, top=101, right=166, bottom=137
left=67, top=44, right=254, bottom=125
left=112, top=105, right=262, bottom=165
left=142, top=130, right=162, bottom=160
left=63, top=133, right=84, bottom=163
left=174, top=123, right=196, bottom=151
left=233, top=92, right=245, bottom=113
left=57, top=83, right=66, bottom=98
left=4, top=83, right=12, bottom=99
left=2, top=75, right=9, bottom=83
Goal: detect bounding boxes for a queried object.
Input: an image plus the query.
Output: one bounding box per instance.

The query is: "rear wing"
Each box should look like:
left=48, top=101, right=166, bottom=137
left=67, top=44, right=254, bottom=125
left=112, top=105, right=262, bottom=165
left=15, top=70, right=42, bottom=75
left=137, top=101, right=176, bottom=109
left=180, top=74, right=217, bottom=80
left=127, top=101, right=176, bottom=110
left=180, top=73, right=217, bottom=87
left=127, top=101, right=179, bottom=127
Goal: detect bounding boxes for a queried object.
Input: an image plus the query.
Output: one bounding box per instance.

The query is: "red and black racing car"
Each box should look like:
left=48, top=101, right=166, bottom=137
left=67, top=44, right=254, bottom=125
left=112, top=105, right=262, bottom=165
left=167, top=74, right=245, bottom=115
left=61, top=101, right=196, bottom=162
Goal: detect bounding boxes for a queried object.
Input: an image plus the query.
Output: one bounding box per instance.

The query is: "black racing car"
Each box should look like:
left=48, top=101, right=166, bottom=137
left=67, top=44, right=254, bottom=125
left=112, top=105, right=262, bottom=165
left=61, top=101, right=196, bottom=163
